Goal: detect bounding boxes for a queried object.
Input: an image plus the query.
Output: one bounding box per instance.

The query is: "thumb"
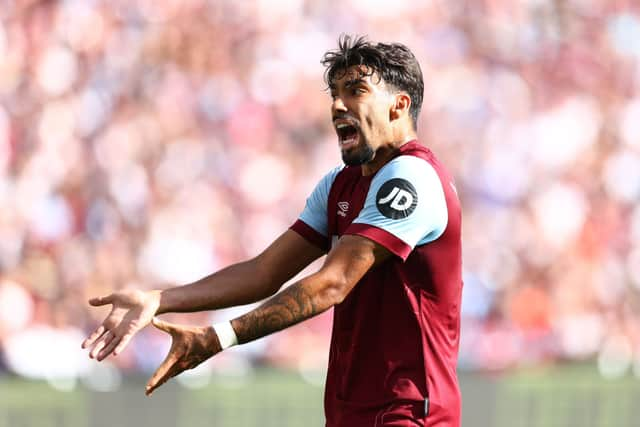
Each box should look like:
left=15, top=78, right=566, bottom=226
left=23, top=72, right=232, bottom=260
left=151, top=317, right=175, bottom=334
left=89, top=294, right=114, bottom=306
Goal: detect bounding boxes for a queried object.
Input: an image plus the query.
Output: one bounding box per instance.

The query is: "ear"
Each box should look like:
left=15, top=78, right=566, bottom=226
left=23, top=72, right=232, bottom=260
left=389, top=92, right=411, bottom=122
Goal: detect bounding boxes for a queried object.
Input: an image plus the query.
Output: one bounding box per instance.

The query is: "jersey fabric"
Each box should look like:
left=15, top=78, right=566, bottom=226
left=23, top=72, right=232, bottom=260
left=290, top=140, right=463, bottom=427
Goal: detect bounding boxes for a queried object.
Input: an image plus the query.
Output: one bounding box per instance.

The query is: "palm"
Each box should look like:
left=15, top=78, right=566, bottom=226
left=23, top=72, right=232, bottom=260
left=82, top=289, right=161, bottom=361
left=106, top=292, right=152, bottom=329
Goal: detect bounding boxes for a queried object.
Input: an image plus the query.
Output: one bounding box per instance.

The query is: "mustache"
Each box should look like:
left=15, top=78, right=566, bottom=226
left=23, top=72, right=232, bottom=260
left=332, top=113, right=360, bottom=127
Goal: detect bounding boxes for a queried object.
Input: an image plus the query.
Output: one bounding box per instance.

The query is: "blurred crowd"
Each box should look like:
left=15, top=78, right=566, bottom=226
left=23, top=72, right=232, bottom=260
left=1, top=0, right=640, bottom=389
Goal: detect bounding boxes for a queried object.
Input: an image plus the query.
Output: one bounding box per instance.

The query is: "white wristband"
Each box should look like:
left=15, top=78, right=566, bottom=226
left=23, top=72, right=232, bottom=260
left=213, top=321, right=238, bottom=350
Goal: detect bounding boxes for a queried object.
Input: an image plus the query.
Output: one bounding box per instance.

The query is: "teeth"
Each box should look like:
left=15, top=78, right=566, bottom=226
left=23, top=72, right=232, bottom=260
left=336, top=123, right=349, bottom=129
left=340, top=135, right=357, bottom=145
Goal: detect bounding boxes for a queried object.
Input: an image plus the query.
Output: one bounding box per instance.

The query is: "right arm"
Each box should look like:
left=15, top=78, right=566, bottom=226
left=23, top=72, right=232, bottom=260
left=82, top=166, right=339, bottom=361
left=81, top=229, right=324, bottom=361
left=158, top=230, right=324, bottom=313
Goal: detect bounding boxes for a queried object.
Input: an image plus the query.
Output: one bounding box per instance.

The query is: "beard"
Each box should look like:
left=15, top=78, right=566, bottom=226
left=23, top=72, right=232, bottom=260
left=342, top=142, right=375, bottom=166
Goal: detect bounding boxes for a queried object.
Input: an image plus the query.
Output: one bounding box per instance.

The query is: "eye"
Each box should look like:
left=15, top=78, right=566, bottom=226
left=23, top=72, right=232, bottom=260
left=352, top=87, right=366, bottom=95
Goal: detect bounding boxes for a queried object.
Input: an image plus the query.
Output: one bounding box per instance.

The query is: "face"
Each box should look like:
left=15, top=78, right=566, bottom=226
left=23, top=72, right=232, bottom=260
left=329, top=66, right=396, bottom=167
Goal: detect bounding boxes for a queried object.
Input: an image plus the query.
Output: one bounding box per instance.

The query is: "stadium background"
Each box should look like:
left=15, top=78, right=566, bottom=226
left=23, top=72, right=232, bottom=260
left=1, top=0, right=640, bottom=426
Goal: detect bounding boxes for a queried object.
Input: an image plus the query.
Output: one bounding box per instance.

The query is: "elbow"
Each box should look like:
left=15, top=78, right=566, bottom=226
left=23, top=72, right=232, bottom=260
left=319, top=275, right=351, bottom=307
left=327, top=287, right=348, bottom=306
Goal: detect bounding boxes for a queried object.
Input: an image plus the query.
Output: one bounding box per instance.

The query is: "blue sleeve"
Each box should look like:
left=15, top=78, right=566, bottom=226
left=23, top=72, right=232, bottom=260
left=298, top=166, right=343, bottom=237
left=352, top=156, right=448, bottom=249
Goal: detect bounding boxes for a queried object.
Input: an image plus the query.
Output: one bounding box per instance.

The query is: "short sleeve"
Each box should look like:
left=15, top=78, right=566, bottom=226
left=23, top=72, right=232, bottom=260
left=290, top=166, right=343, bottom=251
left=345, top=156, right=448, bottom=260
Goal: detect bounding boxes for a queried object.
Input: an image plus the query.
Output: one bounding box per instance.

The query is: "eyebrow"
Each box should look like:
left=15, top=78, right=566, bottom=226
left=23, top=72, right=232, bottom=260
left=329, top=77, right=367, bottom=92
left=344, top=78, right=366, bottom=88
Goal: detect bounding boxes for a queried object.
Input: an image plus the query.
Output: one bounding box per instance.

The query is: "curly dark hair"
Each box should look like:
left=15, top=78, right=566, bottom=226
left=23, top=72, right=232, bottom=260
left=321, top=34, right=424, bottom=129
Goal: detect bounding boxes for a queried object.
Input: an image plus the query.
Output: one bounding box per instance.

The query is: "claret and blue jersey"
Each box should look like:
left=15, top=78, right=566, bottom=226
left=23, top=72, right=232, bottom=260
left=291, top=140, right=463, bottom=427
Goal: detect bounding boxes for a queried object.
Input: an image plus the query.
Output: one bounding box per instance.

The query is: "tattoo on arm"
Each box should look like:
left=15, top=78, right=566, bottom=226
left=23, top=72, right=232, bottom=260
left=232, top=283, right=322, bottom=345
left=229, top=235, right=384, bottom=346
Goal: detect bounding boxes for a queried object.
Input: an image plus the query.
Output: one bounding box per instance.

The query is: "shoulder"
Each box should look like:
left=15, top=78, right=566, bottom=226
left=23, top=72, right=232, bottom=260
left=366, top=154, right=447, bottom=220
left=373, top=154, right=441, bottom=187
left=318, top=165, right=346, bottom=188
left=307, top=165, right=346, bottom=198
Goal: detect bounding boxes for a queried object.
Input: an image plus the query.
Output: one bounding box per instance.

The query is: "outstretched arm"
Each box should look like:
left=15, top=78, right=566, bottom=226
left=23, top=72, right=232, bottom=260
left=82, top=230, right=324, bottom=361
left=157, top=230, right=325, bottom=313
left=144, top=234, right=390, bottom=395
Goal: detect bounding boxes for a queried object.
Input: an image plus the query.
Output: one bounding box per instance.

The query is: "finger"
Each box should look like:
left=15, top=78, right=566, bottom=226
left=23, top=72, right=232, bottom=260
left=97, top=332, right=121, bottom=361
left=151, top=317, right=175, bottom=335
left=82, top=325, right=105, bottom=349
left=145, top=373, right=169, bottom=396
left=89, top=294, right=114, bottom=306
left=145, top=357, right=179, bottom=396
left=146, top=363, right=181, bottom=396
left=89, top=330, right=113, bottom=359
left=113, top=332, right=134, bottom=356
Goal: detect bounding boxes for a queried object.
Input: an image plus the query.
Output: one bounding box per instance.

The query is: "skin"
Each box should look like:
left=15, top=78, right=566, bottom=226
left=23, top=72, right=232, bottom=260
left=82, top=64, right=419, bottom=395
left=329, top=65, right=417, bottom=175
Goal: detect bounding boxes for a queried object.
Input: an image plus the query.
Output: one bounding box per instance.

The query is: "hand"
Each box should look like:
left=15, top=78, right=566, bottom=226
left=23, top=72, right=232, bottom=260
left=81, top=289, right=161, bottom=361
left=145, top=318, right=221, bottom=396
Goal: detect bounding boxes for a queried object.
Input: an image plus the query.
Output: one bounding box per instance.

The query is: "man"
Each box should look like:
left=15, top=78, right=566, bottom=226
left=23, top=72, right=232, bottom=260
left=82, top=35, right=462, bottom=426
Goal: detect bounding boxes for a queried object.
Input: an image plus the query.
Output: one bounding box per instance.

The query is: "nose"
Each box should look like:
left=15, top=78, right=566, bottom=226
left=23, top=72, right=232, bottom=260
left=331, top=96, right=347, bottom=114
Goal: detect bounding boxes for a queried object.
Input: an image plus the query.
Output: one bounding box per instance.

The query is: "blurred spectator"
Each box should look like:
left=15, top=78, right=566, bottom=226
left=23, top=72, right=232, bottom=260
left=1, top=0, right=640, bottom=385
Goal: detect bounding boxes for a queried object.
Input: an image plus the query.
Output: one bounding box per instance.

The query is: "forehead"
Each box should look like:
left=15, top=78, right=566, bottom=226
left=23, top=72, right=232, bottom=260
left=330, top=65, right=382, bottom=88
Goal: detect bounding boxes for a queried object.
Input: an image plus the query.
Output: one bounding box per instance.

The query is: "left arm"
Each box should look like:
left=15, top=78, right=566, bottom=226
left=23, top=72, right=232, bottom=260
left=145, top=235, right=390, bottom=395
left=232, top=234, right=390, bottom=344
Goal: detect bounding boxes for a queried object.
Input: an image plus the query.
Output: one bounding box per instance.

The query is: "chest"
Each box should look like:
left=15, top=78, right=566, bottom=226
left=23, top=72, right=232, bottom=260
left=327, top=170, right=372, bottom=237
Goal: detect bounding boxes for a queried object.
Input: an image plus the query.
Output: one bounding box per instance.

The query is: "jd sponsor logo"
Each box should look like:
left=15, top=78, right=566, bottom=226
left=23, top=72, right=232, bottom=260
left=376, top=178, right=418, bottom=219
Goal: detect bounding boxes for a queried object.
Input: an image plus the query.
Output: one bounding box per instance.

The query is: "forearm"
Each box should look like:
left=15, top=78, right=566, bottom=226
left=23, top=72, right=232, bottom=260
left=156, top=230, right=324, bottom=315
left=230, top=273, right=341, bottom=344
left=158, top=259, right=278, bottom=314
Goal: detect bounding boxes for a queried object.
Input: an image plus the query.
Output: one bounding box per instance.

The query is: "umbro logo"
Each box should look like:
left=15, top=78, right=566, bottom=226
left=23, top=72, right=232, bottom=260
left=337, top=201, right=349, bottom=217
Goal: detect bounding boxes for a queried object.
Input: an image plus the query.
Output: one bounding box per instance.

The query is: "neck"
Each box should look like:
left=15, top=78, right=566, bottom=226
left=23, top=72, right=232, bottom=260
left=360, top=134, right=417, bottom=176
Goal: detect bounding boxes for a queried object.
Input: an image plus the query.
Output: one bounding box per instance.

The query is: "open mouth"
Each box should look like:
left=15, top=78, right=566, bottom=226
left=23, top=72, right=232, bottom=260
left=335, top=122, right=360, bottom=149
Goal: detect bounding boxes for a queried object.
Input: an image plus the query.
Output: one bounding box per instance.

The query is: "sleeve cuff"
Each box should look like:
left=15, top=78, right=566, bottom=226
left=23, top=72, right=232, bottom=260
left=290, top=220, right=329, bottom=252
left=344, top=223, right=412, bottom=261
